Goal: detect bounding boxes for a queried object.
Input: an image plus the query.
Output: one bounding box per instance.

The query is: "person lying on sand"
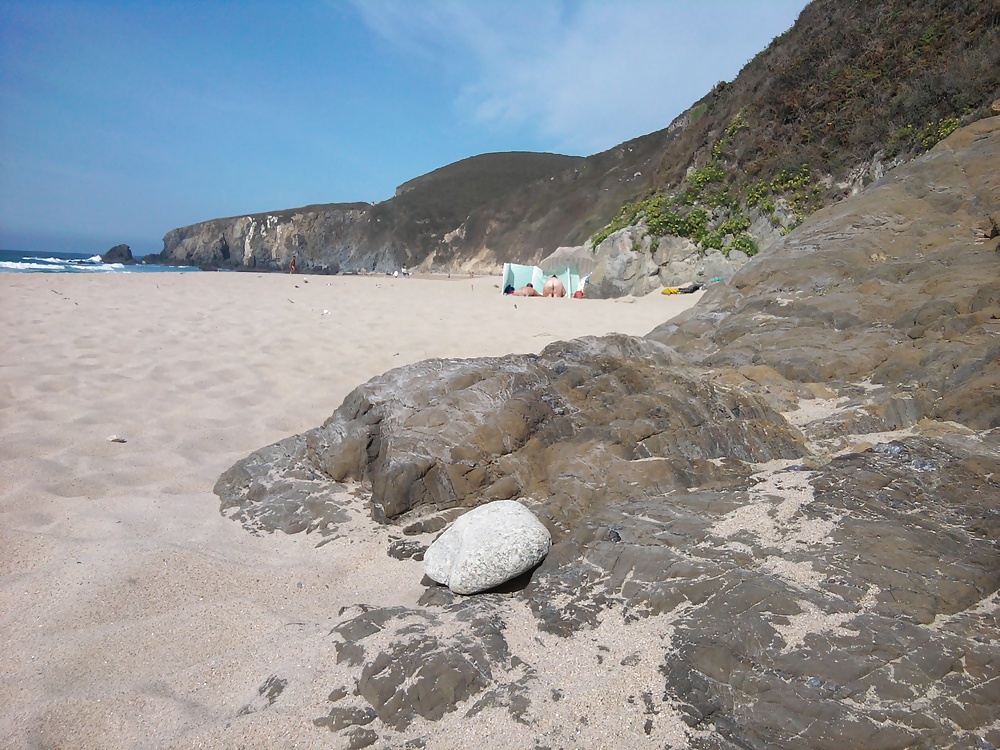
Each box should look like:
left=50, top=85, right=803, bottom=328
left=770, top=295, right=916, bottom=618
left=543, top=276, right=566, bottom=297
left=511, top=283, right=541, bottom=297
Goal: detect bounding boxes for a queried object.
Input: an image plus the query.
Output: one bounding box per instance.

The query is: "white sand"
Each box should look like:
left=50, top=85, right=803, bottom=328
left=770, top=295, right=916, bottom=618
left=0, top=272, right=703, bottom=749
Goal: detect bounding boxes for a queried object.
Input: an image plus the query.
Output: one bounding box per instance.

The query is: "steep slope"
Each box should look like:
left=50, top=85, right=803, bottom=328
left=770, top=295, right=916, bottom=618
left=649, top=0, right=1000, bottom=190
left=156, top=0, right=1000, bottom=274
left=584, top=0, right=1000, bottom=260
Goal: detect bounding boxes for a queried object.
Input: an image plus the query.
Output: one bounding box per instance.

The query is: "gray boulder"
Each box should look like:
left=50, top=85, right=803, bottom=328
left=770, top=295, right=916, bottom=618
left=586, top=228, right=661, bottom=298
left=587, top=227, right=756, bottom=298
left=424, top=500, right=551, bottom=595
left=653, top=235, right=748, bottom=288
left=101, top=244, right=134, bottom=264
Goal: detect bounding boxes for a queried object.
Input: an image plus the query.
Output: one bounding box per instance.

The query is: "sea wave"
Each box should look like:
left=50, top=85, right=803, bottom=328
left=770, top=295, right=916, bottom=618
left=1, top=259, right=126, bottom=273
left=0, top=248, right=199, bottom=274
left=0, top=261, right=61, bottom=271
left=25, top=254, right=104, bottom=264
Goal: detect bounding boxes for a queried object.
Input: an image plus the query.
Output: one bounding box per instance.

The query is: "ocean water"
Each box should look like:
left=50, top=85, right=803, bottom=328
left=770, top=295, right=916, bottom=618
left=0, top=249, right=199, bottom=273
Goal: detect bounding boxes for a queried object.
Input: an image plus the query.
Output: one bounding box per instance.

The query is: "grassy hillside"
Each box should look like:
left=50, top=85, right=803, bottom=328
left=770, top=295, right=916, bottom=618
left=365, top=152, right=585, bottom=265
left=587, top=0, right=1000, bottom=255
left=433, top=128, right=679, bottom=266
left=393, top=152, right=584, bottom=216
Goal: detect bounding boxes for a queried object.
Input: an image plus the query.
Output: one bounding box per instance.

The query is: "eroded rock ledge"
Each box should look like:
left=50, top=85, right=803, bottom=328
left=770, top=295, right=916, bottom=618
left=217, top=335, right=804, bottom=536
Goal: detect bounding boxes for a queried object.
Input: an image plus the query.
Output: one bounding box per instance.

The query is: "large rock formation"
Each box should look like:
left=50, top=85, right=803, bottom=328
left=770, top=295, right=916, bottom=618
left=101, top=244, right=134, bottom=264
left=214, top=120, right=1000, bottom=748
left=649, top=116, right=1000, bottom=430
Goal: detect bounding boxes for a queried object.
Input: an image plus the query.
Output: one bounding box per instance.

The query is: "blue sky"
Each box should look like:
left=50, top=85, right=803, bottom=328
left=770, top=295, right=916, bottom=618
left=0, top=1, right=807, bottom=256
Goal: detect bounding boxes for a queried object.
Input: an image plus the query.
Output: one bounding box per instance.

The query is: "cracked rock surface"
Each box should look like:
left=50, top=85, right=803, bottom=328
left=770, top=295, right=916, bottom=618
left=216, top=119, right=1000, bottom=748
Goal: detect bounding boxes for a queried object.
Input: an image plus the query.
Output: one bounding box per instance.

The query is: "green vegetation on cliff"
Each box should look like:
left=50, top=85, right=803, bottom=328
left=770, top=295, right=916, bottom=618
left=591, top=0, right=999, bottom=255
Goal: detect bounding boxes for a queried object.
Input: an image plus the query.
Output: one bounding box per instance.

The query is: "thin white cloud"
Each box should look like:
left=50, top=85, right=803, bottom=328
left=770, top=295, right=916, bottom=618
left=352, top=0, right=805, bottom=155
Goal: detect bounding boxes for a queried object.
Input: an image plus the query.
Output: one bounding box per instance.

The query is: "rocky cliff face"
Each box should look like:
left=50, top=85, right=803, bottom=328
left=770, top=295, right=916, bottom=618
left=158, top=204, right=376, bottom=273
left=213, top=120, right=1000, bottom=748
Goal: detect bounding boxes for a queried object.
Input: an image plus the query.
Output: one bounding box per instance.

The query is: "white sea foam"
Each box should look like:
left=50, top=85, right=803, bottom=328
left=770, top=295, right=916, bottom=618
left=77, top=263, right=123, bottom=271
left=2, top=259, right=121, bottom=273
left=25, top=255, right=101, bottom=265
left=0, top=249, right=195, bottom=274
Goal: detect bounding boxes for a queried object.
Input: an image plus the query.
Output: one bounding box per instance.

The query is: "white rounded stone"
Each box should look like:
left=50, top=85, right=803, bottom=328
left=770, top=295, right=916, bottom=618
left=424, top=500, right=551, bottom=595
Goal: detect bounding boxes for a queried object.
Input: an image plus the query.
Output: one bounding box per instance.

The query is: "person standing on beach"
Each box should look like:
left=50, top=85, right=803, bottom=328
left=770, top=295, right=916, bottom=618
left=289, top=255, right=297, bottom=274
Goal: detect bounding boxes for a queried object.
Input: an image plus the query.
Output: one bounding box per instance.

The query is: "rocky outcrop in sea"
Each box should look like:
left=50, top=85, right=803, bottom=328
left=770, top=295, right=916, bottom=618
left=216, top=118, right=1000, bottom=748
left=100, top=244, right=135, bottom=264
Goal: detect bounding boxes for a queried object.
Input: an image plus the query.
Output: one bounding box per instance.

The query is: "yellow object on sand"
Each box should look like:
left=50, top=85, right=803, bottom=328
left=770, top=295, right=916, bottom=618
left=661, top=287, right=679, bottom=295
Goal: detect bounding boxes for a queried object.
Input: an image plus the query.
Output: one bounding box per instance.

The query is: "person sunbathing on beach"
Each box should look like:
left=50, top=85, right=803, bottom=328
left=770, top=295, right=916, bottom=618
left=511, top=283, right=541, bottom=297
left=542, top=276, right=566, bottom=297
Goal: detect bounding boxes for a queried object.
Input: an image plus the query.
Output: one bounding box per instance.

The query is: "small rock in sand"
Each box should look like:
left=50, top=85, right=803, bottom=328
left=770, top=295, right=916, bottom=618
left=424, top=499, right=551, bottom=595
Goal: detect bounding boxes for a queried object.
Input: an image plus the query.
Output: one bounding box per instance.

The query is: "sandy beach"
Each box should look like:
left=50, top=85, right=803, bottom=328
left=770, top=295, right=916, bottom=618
left=0, top=271, right=703, bottom=749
